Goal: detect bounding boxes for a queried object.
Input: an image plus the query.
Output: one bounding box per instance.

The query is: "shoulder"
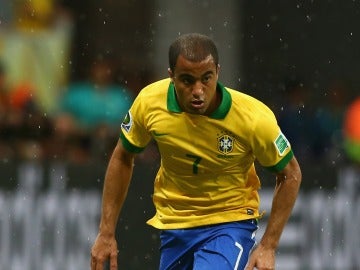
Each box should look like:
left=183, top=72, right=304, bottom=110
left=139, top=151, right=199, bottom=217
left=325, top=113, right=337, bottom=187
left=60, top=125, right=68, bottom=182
left=137, top=78, right=171, bottom=98
left=130, top=78, right=170, bottom=113
left=226, top=87, right=274, bottom=118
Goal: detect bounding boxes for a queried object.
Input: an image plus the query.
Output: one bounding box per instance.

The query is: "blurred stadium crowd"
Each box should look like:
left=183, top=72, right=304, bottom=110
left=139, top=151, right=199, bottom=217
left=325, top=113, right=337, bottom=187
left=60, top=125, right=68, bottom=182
left=0, top=0, right=139, bottom=165
left=0, top=1, right=358, bottom=188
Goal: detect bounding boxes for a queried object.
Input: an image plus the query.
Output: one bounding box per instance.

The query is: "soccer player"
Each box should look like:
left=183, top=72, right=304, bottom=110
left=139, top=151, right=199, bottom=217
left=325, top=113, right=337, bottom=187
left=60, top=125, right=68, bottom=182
left=90, top=33, right=302, bottom=270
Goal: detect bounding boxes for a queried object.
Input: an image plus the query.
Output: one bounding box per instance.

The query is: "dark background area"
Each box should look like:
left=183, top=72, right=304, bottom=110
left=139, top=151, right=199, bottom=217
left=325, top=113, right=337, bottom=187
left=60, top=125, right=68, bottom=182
left=1, top=1, right=359, bottom=269
left=241, top=0, right=360, bottom=103
left=62, top=0, right=157, bottom=93
left=63, top=0, right=360, bottom=99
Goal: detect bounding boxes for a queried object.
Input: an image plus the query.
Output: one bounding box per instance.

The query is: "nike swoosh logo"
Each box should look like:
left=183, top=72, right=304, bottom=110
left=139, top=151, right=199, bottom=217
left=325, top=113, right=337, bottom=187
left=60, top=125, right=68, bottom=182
left=152, top=131, right=169, bottom=137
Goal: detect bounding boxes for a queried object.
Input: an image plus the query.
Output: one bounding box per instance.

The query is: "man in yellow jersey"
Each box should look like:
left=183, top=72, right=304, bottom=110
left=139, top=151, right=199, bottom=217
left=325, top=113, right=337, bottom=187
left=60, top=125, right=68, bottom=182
left=91, top=33, right=302, bottom=270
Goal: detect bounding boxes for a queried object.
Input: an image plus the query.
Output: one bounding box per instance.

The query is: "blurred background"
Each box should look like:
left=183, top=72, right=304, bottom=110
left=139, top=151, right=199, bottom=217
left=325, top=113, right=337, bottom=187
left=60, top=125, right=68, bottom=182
left=0, top=0, right=359, bottom=269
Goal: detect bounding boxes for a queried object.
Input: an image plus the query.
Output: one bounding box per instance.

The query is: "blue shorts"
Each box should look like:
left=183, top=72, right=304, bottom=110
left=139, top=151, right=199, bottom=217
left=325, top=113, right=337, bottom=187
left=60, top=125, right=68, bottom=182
left=159, top=220, right=258, bottom=270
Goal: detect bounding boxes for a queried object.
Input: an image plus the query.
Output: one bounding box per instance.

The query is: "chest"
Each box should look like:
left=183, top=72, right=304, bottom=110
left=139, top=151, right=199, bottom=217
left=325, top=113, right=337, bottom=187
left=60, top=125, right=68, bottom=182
left=149, top=113, right=253, bottom=174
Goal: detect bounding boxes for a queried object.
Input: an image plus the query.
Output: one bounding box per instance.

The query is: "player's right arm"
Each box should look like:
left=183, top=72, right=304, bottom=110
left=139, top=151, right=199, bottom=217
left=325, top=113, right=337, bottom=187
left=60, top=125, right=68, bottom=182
left=91, top=140, right=135, bottom=270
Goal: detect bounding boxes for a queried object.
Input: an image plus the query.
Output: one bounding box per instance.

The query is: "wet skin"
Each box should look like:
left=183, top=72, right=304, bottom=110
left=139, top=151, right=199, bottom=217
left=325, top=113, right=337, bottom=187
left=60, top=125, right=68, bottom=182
left=168, top=54, right=221, bottom=116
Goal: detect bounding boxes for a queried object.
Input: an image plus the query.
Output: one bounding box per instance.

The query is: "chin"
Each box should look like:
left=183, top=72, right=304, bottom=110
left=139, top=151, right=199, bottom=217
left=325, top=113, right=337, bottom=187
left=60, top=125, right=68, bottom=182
left=190, top=108, right=207, bottom=115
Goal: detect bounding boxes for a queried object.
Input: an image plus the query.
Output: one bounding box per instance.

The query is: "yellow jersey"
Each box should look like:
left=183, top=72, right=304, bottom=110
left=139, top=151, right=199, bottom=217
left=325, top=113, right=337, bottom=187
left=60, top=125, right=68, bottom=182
left=120, top=78, right=293, bottom=229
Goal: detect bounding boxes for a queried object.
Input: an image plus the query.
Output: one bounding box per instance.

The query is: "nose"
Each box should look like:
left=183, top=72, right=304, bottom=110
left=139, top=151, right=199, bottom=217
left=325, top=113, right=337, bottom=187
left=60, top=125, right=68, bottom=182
left=192, top=81, right=204, bottom=97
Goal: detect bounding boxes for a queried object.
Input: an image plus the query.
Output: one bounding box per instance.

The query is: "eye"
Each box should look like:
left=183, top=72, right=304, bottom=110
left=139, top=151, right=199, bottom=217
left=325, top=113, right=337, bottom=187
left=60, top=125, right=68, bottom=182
left=201, top=75, right=212, bottom=84
left=181, top=76, right=195, bottom=85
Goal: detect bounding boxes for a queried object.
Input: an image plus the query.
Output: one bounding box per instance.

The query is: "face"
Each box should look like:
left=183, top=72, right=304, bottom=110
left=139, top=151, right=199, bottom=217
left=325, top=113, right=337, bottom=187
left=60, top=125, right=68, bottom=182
left=168, top=54, right=220, bottom=115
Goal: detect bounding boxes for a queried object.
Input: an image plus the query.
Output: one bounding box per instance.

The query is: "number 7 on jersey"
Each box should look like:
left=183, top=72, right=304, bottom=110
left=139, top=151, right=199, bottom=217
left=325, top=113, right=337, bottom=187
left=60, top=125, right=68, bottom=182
left=186, top=154, right=202, bottom=174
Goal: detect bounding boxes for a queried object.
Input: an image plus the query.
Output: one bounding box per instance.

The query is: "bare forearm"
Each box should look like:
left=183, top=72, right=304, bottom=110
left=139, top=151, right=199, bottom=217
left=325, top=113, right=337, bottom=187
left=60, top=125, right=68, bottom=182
left=260, top=157, right=302, bottom=249
left=99, top=142, right=134, bottom=236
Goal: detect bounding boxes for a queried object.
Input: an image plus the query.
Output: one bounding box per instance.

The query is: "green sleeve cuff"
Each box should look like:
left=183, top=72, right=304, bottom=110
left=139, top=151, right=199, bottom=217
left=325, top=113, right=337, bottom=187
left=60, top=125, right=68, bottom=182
left=265, top=150, right=294, bottom=173
left=119, top=131, right=146, bottom=153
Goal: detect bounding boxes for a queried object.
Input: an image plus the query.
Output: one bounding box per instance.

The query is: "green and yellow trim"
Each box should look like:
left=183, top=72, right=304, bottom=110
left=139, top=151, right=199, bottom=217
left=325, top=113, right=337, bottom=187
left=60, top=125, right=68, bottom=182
left=167, top=81, right=232, bottom=119
left=265, top=150, right=294, bottom=173
left=120, top=131, right=146, bottom=153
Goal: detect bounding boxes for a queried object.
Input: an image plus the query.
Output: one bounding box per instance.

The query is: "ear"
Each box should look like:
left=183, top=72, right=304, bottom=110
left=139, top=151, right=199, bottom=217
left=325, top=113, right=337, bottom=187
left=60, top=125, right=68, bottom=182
left=168, top=68, right=174, bottom=82
left=216, top=64, right=220, bottom=79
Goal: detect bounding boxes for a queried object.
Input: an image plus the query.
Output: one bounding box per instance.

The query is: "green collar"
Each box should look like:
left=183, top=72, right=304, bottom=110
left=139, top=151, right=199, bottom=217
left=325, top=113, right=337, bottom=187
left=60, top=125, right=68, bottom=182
left=167, top=81, right=232, bottom=119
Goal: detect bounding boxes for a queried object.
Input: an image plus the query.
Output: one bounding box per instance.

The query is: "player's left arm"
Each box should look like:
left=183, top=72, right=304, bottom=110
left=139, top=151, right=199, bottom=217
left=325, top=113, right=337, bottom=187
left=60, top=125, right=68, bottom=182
left=246, top=155, right=302, bottom=269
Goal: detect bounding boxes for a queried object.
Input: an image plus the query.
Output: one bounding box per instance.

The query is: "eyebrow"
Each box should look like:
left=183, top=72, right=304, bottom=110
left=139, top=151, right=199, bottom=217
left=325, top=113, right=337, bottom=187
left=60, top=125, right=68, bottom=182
left=177, top=70, right=214, bottom=78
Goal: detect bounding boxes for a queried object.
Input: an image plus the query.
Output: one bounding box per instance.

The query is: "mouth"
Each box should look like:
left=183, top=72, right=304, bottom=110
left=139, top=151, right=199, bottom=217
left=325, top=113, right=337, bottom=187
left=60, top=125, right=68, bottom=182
left=191, top=100, right=205, bottom=109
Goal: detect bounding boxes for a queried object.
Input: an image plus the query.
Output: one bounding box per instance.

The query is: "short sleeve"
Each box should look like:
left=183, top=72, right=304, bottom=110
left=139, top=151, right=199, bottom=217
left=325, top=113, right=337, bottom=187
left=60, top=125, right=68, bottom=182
left=250, top=107, right=293, bottom=172
left=120, top=92, right=152, bottom=153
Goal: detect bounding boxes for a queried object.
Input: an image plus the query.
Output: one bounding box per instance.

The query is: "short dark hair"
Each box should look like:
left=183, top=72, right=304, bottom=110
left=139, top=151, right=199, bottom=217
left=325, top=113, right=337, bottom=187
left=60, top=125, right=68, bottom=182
left=168, top=33, right=219, bottom=71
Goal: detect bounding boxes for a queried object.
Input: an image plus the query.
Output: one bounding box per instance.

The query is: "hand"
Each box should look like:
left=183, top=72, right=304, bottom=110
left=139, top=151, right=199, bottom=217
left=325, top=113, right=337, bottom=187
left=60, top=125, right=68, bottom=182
left=245, top=243, right=275, bottom=270
left=90, top=233, right=118, bottom=270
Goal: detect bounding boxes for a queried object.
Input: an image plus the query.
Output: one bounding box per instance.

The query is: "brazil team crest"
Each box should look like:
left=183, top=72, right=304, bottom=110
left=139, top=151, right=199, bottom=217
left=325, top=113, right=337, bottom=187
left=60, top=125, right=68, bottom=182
left=218, top=134, right=234, bottom=154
